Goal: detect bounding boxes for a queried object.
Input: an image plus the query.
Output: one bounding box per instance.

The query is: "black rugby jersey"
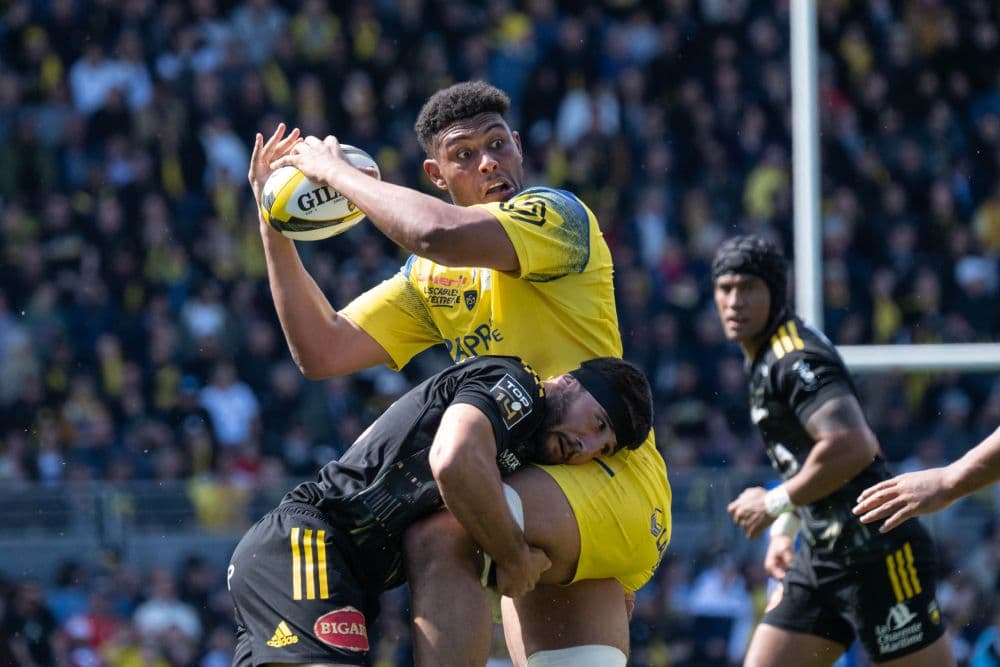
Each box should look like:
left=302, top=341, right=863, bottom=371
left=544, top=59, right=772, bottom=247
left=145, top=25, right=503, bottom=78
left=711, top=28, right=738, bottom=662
left=747, top=315, right=903, bottom=554
left=283, top=355, right=545, bottom=589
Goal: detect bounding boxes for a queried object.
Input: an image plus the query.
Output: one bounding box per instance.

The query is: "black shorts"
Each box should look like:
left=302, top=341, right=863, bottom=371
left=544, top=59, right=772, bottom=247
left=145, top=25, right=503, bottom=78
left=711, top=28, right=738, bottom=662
left=763, top=531, right=945, bottom=661
left=229, top=503, right=380, bottom=666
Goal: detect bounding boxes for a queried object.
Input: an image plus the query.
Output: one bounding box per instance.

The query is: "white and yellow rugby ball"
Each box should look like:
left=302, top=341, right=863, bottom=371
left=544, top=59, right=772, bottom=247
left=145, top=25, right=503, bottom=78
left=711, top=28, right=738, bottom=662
left=261, top=144, right=380, bottom=241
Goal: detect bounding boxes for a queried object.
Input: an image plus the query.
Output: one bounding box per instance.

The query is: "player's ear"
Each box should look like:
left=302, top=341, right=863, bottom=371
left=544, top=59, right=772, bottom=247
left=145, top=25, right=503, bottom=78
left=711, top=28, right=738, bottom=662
left=423, top=159, right=448, bottom=191
left=512, top=130, right=523, bottom=158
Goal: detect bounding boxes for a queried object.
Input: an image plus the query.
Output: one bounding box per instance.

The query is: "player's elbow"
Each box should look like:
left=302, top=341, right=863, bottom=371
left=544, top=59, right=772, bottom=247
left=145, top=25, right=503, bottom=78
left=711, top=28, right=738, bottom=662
left=292, top=353, right=335, bottom=381
left=429, top=443, right=465, bottom=485
left=839, top=430, right=881, bottom=476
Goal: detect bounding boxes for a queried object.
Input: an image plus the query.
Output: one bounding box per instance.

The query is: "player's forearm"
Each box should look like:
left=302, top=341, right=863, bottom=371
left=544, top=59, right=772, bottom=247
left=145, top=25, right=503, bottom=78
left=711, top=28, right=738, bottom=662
left=430, top=409, right=530, bottom=566
left=785, top=431, right=875, bottom=506
left=260, top=222, right=342, bottom=379
left=943, top=426, right=1000, bottom=501
left=322, top=166, right=502, bottom=267
left=437, top=463, right=527, bottom=567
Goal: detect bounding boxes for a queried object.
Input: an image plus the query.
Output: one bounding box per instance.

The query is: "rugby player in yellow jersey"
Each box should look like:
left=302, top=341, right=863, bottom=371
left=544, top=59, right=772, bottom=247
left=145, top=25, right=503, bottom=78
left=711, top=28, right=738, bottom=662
left=251, top=81, right=671, bottom=666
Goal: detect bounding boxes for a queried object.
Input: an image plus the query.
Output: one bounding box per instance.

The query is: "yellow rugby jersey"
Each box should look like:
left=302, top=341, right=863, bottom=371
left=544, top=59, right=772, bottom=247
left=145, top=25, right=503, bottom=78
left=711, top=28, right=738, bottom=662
left=342, top=187, right=621, bottom=378
left=342, top=186, right=671, bottom=588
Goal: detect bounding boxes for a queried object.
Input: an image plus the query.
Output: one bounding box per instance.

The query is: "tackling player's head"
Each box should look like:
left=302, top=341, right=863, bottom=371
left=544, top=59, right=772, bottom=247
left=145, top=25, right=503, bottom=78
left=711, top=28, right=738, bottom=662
left=532, top=357, right=653, bottom=465
left=415, top=81, right=524, bottom=206
left=711, top=234, right=789, bottom=347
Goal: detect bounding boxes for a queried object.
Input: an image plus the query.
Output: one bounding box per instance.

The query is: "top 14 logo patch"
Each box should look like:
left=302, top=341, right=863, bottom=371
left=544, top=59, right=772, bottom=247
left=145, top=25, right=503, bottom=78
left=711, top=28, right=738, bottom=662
left=490, top=374, right=534, bottom=429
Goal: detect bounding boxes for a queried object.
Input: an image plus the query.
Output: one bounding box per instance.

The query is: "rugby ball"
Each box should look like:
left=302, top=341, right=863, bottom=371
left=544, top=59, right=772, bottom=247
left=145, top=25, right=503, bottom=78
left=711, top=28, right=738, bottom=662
left=261, top=144, right=380, bottom=241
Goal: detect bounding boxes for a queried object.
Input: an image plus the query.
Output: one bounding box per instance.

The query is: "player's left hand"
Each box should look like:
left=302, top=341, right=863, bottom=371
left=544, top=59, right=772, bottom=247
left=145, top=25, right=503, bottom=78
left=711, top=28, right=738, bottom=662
left=727, top=486, right=774, bottom=539
left=249, top=123, right=300, bottom=204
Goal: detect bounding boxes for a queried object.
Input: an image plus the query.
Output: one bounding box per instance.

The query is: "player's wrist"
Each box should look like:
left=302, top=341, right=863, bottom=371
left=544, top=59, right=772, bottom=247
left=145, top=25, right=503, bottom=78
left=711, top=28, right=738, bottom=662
left=940, top=463, right=967, bottom=503
left=769, top=510, right=801, bottom=538
left=764, top=484, right=794, bottom=517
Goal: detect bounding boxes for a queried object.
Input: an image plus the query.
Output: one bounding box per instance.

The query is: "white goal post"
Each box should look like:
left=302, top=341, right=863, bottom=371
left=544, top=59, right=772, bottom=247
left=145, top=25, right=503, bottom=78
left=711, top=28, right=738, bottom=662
left=790, top=0, right=1000, bottom=374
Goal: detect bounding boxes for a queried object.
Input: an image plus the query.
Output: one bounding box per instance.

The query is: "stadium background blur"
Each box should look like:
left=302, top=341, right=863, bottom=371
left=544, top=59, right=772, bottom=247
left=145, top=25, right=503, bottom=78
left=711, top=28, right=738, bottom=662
left=1, top=0, right=999, bottom=665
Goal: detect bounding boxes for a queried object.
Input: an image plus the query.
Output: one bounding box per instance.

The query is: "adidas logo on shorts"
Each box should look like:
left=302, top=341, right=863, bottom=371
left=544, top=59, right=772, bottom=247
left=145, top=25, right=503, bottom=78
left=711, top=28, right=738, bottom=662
left=266, top=620, right=299, bottom=647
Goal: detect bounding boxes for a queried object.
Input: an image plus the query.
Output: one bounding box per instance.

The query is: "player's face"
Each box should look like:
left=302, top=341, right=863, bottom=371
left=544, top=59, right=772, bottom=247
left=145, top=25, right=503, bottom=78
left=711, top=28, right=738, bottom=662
left=533, top=380, right=617, bottom=465
left=713, top=273, right=771, bottom=343
left=424, top=113, right=524, bottom=207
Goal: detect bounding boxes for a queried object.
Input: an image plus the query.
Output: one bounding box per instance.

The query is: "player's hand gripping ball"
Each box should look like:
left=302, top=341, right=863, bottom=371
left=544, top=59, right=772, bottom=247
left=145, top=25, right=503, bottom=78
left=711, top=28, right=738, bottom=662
left=261, top=144, right=380, bottom=241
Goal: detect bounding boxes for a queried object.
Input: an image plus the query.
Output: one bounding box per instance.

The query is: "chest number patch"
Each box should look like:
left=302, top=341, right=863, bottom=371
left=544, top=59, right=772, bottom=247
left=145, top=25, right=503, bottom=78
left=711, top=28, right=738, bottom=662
left=490, top=374, right=534, bottom=429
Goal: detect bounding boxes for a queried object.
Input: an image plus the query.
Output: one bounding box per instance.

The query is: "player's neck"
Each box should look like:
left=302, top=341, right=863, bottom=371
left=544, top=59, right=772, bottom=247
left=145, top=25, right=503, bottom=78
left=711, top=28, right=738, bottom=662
left=739, top=333, right=768, bottom=362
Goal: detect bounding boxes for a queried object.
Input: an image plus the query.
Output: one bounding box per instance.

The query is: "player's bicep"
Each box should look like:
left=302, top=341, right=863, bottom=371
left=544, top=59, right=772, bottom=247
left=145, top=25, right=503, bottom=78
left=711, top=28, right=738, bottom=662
left=429, top=404, right=498, bottom=472
left=802, top=394, right=871, bottom=441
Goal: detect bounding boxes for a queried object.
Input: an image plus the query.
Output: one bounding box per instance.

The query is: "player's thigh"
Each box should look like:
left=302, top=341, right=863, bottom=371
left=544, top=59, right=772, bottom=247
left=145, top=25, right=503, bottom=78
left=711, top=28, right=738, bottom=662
left=873, top=634, right=955, bottom=666
left=501, top=578, right=629, bottom=662
left=504, top=465, right=580, bottom=584
left=744, top=624, right=845, bottom=667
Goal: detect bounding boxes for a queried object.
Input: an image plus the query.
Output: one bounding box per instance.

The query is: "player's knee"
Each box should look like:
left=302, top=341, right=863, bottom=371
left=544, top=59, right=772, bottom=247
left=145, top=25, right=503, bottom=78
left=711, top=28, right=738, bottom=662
left=526, top=645, right=627, bottom=667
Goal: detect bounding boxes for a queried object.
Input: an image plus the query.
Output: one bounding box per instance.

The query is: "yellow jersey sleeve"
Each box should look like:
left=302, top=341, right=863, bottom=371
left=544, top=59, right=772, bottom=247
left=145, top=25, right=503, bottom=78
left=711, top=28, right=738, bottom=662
left=477, top=187, right=593, bottom=282
left=340, top=258, right=443, bottom=371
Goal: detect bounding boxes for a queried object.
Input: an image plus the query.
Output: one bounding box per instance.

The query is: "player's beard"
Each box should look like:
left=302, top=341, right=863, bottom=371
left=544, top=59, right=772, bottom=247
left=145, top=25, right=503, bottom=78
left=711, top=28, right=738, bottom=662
left=529, top=387, right=571, bottom=464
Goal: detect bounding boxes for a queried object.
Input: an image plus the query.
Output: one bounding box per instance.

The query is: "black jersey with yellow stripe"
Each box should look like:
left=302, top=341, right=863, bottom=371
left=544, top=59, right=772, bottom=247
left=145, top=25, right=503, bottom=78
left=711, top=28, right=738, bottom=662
left=282, top=355, right=545, bottom=589
left=746, top=315, right=924, bottom=555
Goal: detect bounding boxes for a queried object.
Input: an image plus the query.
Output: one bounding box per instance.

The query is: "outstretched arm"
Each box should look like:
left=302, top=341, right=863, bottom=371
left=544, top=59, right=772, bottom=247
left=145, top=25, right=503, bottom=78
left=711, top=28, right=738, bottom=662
left=429, top=403, right=551, bottom=598
left=248, top=125, right=392, bottom=378
left=854, top=426, right=1000, bottom=532
left=270, top=135, right=518, bottom=270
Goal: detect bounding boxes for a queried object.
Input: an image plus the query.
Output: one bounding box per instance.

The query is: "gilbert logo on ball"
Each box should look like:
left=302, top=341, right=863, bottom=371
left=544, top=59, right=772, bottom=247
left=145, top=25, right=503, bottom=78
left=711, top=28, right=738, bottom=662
left=261, top=144, right=380, bottom=241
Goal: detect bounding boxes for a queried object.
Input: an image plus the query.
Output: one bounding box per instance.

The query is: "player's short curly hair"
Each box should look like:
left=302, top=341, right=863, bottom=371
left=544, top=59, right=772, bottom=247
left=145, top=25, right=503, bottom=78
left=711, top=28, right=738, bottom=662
left=414, top=81, right=511, bottom=154
left=571, top=357, right=653, bottom=452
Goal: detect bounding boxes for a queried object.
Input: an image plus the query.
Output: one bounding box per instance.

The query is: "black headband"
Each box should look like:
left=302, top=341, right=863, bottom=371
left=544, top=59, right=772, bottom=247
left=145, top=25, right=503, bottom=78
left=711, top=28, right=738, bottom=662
left=569, top=366, right=634, bottom=450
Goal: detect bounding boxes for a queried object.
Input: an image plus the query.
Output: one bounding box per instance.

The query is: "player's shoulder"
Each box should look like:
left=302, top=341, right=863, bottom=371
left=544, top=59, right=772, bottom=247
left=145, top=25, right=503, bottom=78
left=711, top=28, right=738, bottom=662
left=500, top=186, right=593, bottom=225
left=763, top=316, right=836, bottom=363
left=460, top=355, right=539, bottom=382
left=763, top=316, right=849, bottom=389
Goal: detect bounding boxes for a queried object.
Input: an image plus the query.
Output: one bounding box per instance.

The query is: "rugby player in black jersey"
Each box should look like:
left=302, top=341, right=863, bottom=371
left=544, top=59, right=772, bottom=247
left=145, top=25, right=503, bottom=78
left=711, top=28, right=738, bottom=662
left=712, top=235, right=954, bottom=666
left=227, top=354, right=652, bottom=667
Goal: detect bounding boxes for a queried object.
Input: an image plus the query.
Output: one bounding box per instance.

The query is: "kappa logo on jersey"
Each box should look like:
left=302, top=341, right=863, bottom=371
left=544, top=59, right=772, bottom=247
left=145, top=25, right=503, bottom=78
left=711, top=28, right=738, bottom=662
left=791, top=359, right=818, bottom=390
left=314, top=607, right=369, bottom=652
left=463, top=290, right=478, bottom=310
left=490, top=374, right=534, bottom=429
left=875, top=602, right=923, bottom=655
left=266, top=620, right=299, bottom=648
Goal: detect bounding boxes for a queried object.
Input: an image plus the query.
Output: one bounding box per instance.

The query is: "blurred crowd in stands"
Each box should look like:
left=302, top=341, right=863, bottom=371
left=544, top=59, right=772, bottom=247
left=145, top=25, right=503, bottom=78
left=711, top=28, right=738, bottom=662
left=1, top=0, right=1000, bottom=665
